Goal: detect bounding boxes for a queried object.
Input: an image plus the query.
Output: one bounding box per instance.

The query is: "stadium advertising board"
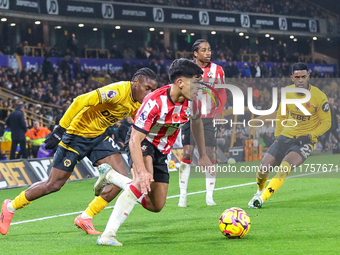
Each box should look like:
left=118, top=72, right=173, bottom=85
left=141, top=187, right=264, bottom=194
left=0, top=158, right=97, bottom=189
left=1, top=0, right=319, bottom=33
left=13, top=0, right=39, bottom=13
left=41, top=0, right=98, bottom=18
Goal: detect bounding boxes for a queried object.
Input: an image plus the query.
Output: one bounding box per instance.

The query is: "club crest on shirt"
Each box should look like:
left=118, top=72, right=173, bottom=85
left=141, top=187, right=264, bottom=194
left=141, top=145, right=147, bottom=152
left=184, top=108, right=191, bottom=118
left=207, top=71, right=214, bottom=78
left=107, top=90, right=117, bottom=99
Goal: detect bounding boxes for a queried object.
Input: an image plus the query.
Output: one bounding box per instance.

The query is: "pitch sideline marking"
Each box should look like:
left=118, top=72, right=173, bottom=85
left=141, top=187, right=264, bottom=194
left=10, top=169, right=338, bottom=226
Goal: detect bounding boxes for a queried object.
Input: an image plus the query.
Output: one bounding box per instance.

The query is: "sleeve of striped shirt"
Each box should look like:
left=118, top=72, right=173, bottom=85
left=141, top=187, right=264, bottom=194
left=133, top=99, right=159, bottom=134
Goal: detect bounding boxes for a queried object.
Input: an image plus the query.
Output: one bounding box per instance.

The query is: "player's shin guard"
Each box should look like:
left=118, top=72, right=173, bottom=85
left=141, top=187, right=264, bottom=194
left=256, top=169, right=270, bottom=192
left=205, top=160, right=216, bottom=198
left=104, top=166, right=132, bottom=190
left=179, top=158, right=191, bottom=197
left=102, top=185, right=141, bottom=236
left=84, top=196, right=109, bottom=218
left=12, top=191, right=32, bottom=210
left=261, top=161, right=291, bottom=202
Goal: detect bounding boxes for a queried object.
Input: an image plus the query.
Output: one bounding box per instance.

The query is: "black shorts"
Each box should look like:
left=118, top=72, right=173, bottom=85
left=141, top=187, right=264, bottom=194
left=125, top=130, right=169, bottom=184
left=266, top=135, right=314, bottom=165
left=53, top=132, right=120, bottom=172
left=182, top=118, right=216, bottom=147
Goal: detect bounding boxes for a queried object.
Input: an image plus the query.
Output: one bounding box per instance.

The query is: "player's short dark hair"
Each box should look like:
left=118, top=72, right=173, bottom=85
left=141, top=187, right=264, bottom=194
left=192, top=39, right=209, bottom=53
left=132, top=68, right=158, bottom=83
left=168, top=58, right=203, bottom=83
left=292, top=62, right=308, bottom=73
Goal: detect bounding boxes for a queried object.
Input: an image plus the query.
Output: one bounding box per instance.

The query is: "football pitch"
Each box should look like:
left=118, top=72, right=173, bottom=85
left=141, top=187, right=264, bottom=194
left=0, top=153, right=339, bottom=255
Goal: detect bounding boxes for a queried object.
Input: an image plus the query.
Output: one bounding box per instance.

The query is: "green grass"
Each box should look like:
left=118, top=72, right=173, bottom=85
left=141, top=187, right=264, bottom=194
left=0, top=153, right=339, bottom=255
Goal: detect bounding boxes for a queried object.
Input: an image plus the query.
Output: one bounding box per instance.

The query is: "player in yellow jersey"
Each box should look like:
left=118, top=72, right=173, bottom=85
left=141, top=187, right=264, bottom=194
left=248, top=62, right=331, bottom=209
left=0, top=68, right=158, bottom=235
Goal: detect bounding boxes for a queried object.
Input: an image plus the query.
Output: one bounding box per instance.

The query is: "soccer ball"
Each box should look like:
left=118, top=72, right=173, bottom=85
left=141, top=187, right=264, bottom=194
left=227, top=158, right=236, bottom=164
left=219, top=207, right=251, bottom=239
left=168, top=160, right=176, bottom=169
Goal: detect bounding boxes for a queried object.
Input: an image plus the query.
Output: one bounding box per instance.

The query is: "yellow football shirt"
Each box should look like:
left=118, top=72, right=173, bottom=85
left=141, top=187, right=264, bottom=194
left=275, top=84, right=331, bottom=143
left=59, top=81, right=140, bottom=137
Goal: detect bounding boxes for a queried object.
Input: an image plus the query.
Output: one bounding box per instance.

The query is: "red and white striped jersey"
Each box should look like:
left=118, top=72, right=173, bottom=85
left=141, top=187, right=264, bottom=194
left=133, top=85, right=199, bottom=154
left=198, top=61, right=227, bottom=118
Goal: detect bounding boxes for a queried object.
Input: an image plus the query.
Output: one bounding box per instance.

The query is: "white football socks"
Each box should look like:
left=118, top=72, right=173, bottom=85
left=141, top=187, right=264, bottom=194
left=7, top=202, right=16, bottom=213
left=205, top=170, right=216, bottom=198
left=105, top=168, right=132, bottom=190
left=81, top=211, right=92, bottom=219
left=102, top=186, right=139, bottom=237
left=178, top=161, right=191, bottom=197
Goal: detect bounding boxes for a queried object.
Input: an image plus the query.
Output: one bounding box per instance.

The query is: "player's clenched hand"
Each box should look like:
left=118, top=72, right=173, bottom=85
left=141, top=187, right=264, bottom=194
left=139, top=169, right=154, bottom=194
left=45, top=125, right=66, bottom=149
left=198, top=154, right=216, bottom=176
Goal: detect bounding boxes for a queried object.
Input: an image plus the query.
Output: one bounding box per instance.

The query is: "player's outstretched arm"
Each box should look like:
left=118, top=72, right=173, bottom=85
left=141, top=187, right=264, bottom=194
left=129, top=127, right=154, bottom=194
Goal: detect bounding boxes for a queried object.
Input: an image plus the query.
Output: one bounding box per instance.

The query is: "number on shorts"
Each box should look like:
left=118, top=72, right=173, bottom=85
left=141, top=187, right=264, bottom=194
left=108, top=137, right=119, bottom=149
left=300, top=144, right=311, bottom=158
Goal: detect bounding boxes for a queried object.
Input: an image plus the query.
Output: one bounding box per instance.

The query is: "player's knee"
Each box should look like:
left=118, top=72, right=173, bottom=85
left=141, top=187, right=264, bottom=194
left=259, top=164, right=270, bottom=173
left=47, top=182, right=63, bottom=193
left=206, top=151, right=214, bottom=161
left=182, top=150, right=191, bottom=161
left=150, top=204, right=164, bottom=213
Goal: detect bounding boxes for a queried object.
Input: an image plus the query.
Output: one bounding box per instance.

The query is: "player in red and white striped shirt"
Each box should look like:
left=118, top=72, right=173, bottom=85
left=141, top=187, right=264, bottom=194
left=95, top=58, right=213, bottom=246
left=179, top=39, right=227, bottom=207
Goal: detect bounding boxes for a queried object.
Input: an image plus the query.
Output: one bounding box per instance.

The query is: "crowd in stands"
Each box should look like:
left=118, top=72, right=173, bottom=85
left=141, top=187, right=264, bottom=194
left=176, top=0, right=330, bottom=18
left=112, top=0, right=332, bottom=19
left=6, top=37, right=326, bottom=72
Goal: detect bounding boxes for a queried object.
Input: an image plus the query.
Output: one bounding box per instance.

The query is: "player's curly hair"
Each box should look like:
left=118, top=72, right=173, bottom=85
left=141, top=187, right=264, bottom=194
left=192, top=39, right=209, bottom=53
left=168, top=58, right=203, bottom=83
left=292, top=62, right=308, bottom=73
left=132, top=68, right=158, bottom=83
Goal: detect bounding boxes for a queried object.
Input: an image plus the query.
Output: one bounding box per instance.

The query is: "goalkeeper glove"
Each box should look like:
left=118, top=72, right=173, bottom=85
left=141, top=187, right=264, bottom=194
left=45, top=125, right=66, bottom=149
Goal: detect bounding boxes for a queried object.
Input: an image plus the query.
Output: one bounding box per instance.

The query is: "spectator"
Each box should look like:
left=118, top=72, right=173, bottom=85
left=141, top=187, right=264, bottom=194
left=73, top=57, right=82, bottom=78
left=60, top=55, right=71, bottom=75
left=241, top=63, right=251, bottom=78
left=231, top=61, right=240, bottom=78
left=5, top=103, right=28, bottom=159
left=25, top=120, right=51, bottom=158
left=42, top=57, right=54, bottom=79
